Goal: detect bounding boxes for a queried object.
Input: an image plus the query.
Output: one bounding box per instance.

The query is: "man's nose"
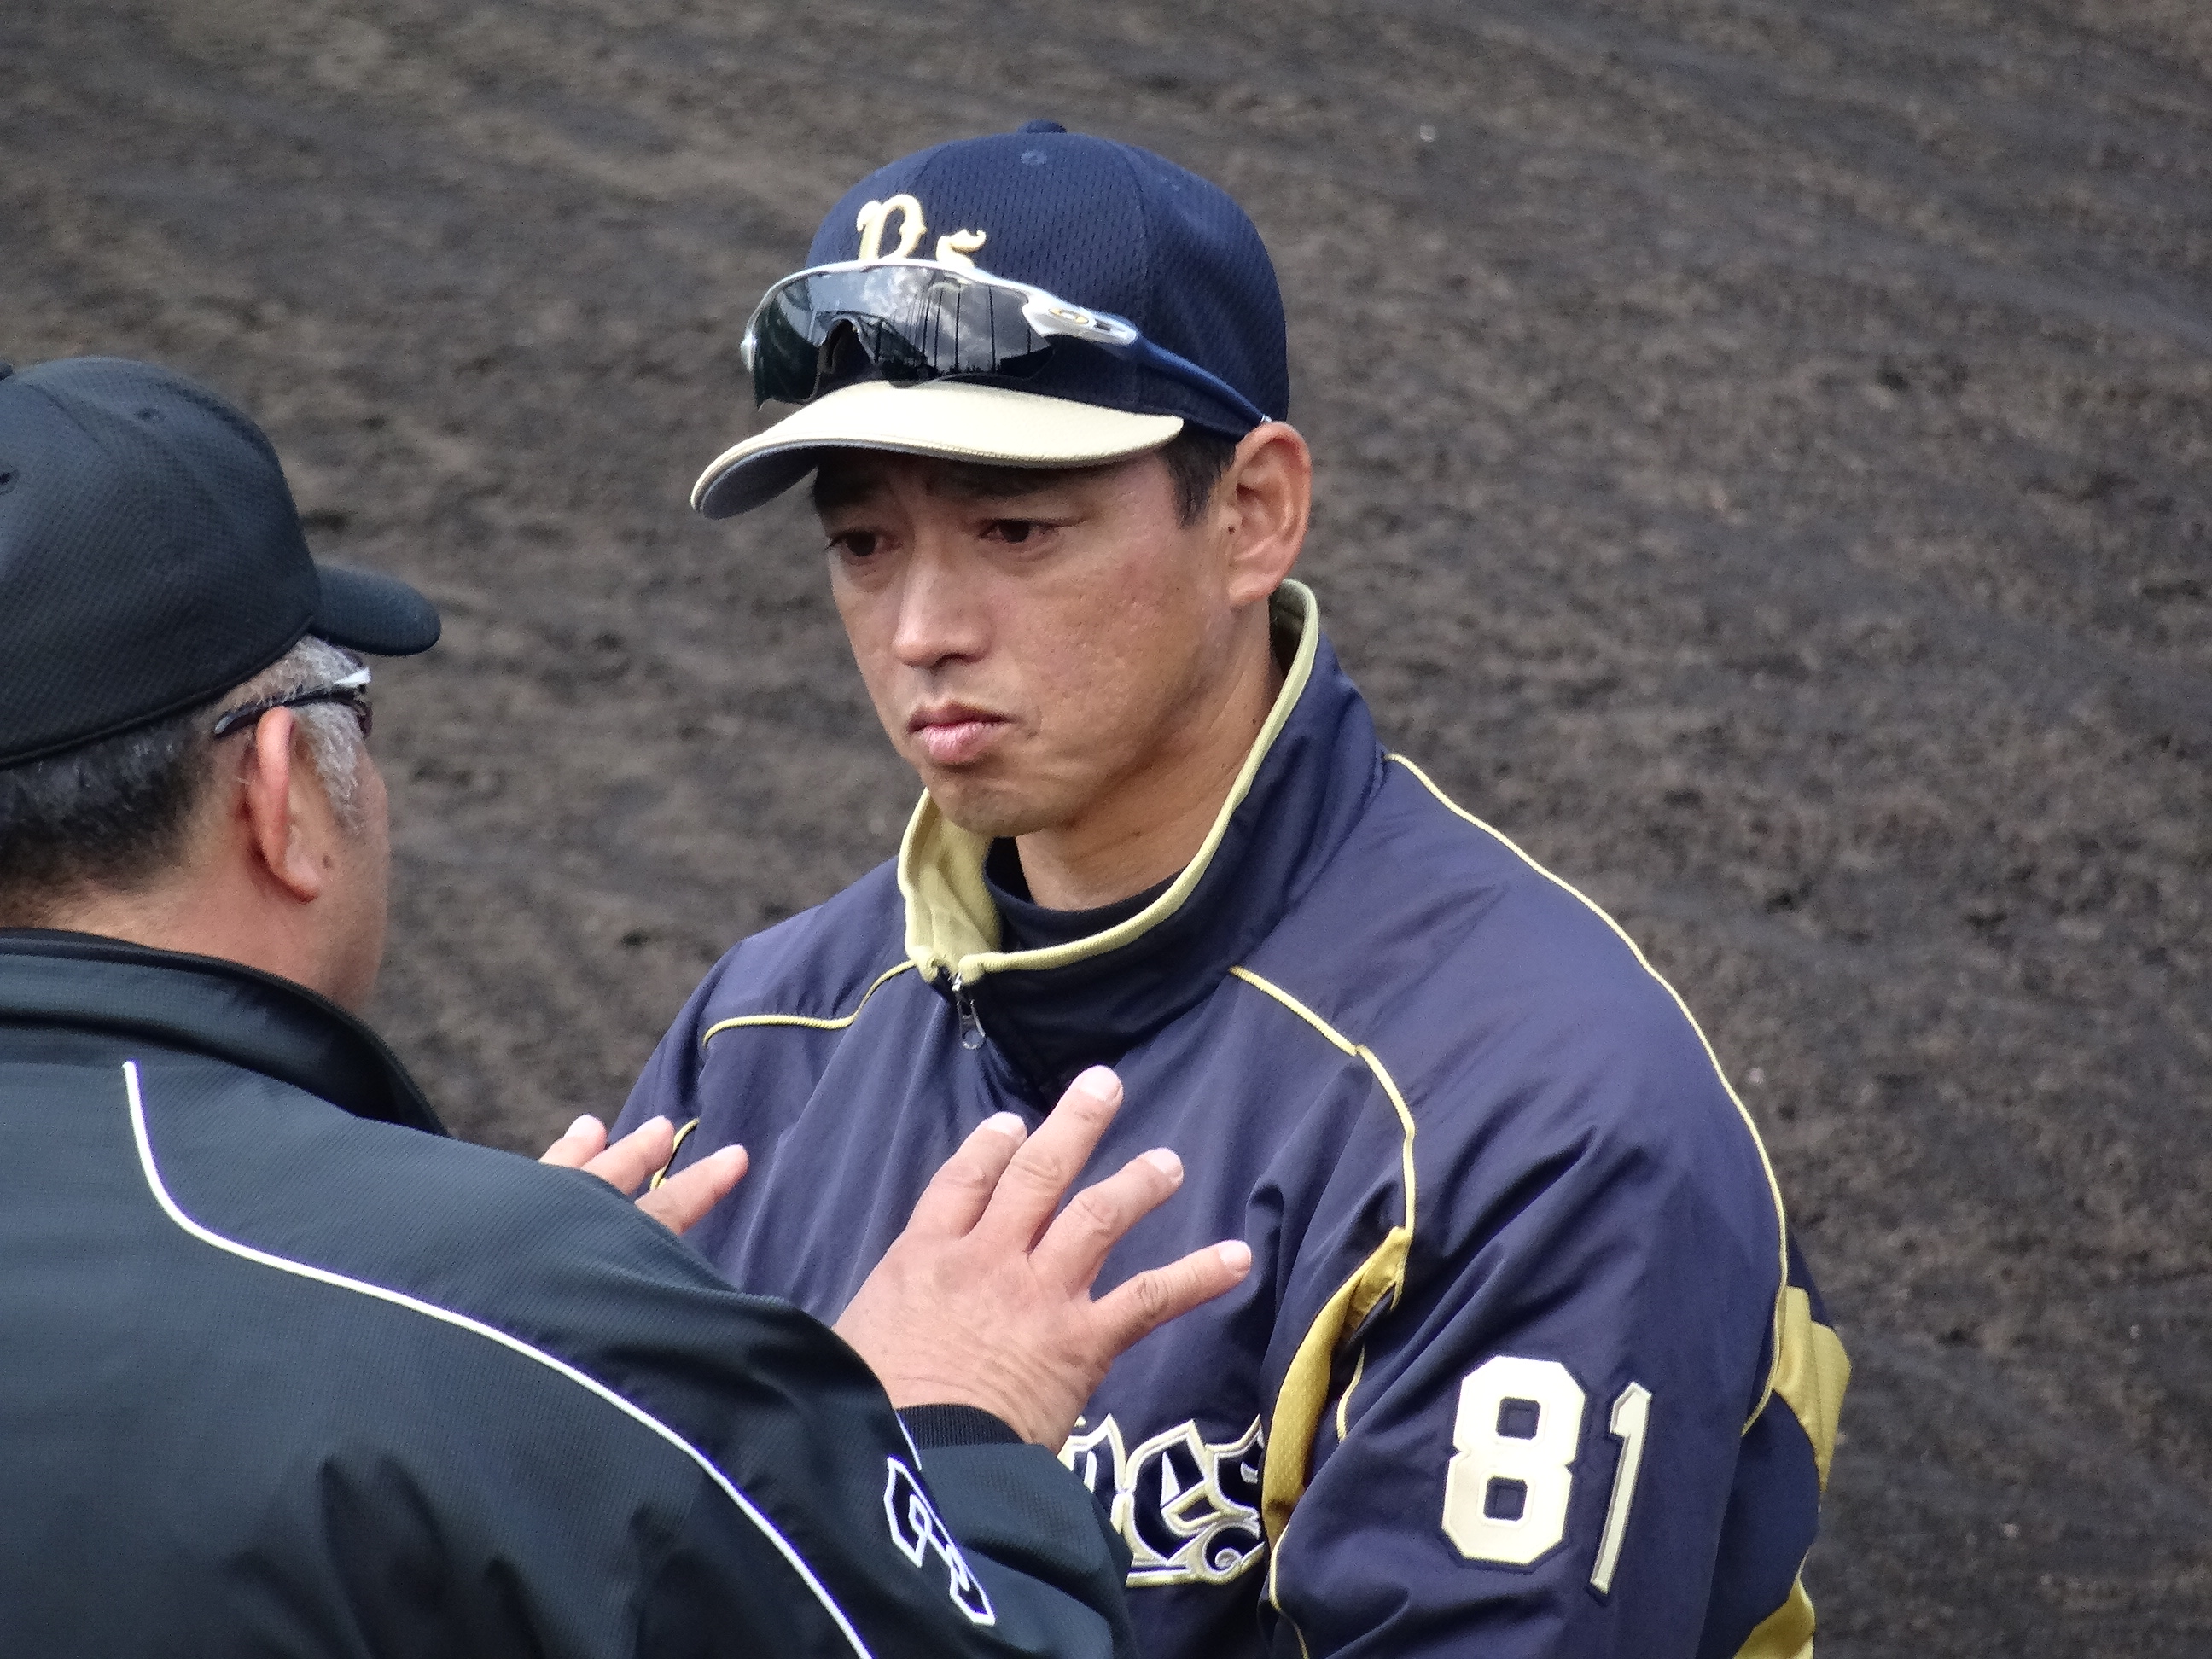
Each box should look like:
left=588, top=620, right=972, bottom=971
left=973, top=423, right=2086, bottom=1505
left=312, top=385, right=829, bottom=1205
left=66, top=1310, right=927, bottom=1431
left=889, top=537, right=988, bottom=671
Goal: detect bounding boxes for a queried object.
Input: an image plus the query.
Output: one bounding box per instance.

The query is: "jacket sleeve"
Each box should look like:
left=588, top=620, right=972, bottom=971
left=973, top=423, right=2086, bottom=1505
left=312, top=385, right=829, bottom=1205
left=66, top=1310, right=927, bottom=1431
left=629, top=1386, right=1137, bottom=1659
left=1259, top=1004, right=1843, bottom=1659
left=390, top=1144, right=1139, bottom=1659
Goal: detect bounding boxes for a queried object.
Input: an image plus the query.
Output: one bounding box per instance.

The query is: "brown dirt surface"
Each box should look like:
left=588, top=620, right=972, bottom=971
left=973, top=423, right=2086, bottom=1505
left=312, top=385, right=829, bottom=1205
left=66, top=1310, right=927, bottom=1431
left=4, top=2, right=2209, bottom=1651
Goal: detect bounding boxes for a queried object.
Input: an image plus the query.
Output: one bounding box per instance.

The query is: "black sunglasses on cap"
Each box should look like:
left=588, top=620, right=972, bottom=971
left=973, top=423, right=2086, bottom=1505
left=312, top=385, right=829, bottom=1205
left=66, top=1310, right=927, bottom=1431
left=742, top=258, right=1270, bottom=430
left=210, top=667, right=373, bottom=742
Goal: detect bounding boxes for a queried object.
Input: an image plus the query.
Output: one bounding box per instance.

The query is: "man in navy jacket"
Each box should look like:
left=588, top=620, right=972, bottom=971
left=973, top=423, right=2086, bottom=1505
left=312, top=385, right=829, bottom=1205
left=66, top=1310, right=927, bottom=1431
left=626, top=125, right=1849, bottom=1656
left=0, top=354, right=1251, bottom=1655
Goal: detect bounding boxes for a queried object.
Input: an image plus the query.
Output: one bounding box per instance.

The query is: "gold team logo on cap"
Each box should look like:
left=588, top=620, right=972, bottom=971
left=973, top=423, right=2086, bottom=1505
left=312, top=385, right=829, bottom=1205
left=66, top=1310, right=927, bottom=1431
left=855, top=195, right=988, bottom=269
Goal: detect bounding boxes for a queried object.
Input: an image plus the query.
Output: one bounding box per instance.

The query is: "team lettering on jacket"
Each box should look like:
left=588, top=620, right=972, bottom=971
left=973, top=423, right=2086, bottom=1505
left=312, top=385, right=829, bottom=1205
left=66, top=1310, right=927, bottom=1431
left=884, top=1458, right=997, bottom=1624
left=1060, top=1414, right=1267, bottom=1586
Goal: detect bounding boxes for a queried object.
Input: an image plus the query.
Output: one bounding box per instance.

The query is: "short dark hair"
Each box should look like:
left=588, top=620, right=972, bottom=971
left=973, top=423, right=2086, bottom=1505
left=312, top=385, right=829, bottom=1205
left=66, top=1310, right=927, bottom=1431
left=0, top=706, right=215, bottom=926
left=1160, top=427, right=1241, bottom=526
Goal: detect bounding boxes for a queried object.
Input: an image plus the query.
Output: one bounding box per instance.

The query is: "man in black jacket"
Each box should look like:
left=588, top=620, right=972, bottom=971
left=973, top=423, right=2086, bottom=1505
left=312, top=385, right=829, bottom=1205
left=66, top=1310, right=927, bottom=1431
left=0, top=355, right=1250, bottom=1656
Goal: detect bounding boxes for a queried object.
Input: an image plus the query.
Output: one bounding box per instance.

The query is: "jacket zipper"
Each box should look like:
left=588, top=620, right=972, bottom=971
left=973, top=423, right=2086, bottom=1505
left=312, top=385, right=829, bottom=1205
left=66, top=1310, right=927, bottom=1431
left=942, top=969, right=987, bottom=1051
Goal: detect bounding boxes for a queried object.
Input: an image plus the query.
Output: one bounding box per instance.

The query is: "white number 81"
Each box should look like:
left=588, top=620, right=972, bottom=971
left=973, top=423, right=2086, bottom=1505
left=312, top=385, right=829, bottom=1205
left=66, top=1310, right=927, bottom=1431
left=1441, top=1356, right=1650, bottom=1590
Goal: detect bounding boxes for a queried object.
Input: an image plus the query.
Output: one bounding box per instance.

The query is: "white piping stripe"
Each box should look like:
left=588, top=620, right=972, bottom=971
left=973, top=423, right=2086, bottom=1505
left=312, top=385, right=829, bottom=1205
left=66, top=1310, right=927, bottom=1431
left=119, top=1061, right=873, bottom=1659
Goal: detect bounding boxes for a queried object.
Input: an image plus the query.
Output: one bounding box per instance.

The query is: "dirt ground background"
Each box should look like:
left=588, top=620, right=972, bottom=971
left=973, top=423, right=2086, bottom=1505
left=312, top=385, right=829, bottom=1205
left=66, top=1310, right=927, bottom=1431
left=5, top=1, right=2208, bottom=1650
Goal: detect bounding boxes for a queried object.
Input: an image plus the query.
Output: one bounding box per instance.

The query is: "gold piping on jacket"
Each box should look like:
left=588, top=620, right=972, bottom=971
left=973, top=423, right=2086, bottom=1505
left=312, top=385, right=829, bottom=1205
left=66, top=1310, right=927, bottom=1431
left=1334, top=1348, right=1366, bottom=1444
left=645, top=1117, right=700, bottom=1192
left=1727, top=1284, right=1851, bottom=1658
left=660, top=962, right=918, bottom=1192
left=1224, top=965, right=1417, bottom=1627
left=1733, top=1578, right=1814, bottom=1659
left=1385, top=753, right=1799, bottom=1434
left=699, top=962, right=917, bottom=1048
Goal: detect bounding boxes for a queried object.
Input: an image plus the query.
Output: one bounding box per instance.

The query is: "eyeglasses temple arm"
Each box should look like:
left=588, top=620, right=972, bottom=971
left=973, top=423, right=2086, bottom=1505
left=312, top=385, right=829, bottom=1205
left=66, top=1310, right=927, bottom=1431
left=1109, top=335, right=1272, bottom=430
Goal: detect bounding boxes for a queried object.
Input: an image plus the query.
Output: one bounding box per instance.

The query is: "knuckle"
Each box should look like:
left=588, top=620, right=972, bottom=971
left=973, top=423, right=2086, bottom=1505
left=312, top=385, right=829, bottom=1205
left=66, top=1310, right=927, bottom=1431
left=1127, top=1268, right=1175, bottom=1323
left=1009, top=1150, right=1080, bottom=1199
left=935, top=1158, right=993, bottom=1196
left=932, top=1150, right=1005, bottom=1199
left=1064, top=1185, right=1125, bottom=1237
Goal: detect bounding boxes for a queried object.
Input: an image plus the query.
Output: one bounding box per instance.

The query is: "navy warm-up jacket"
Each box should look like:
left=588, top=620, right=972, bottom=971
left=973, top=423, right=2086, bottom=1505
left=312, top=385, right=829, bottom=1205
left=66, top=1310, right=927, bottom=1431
left=0, top=931, right=1136, bottom=1658
left=624, top=582, right=1850, bottom=1659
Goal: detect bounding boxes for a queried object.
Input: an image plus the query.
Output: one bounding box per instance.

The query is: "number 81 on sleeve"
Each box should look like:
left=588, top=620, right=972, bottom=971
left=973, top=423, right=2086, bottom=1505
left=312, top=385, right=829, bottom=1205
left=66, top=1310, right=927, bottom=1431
left=1441, top=1355, right=1651, bottom=1592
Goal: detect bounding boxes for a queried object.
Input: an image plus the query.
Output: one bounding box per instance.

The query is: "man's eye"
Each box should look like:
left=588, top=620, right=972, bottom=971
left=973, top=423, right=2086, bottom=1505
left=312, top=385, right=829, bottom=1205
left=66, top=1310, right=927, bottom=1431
left=986, top=520, right=1041, bottom=544
left=830, top=530, right=881, bottom=559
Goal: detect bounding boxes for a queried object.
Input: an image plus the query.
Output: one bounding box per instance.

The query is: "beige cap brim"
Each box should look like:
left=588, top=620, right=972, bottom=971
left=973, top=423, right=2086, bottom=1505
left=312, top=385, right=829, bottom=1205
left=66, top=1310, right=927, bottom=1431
left=690, top=381, right=1185, bottom=518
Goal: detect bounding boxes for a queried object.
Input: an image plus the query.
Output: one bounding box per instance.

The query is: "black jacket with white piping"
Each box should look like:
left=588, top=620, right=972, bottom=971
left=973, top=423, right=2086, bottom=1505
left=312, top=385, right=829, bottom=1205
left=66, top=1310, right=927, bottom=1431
left=0, top=929, right=1133, bottom=1658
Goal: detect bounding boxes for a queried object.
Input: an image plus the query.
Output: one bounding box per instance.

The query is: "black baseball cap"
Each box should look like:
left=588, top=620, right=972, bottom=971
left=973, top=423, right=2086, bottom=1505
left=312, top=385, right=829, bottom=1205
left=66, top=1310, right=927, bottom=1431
left=693, top=120, right=1290, bottom=517
left=0, top=357, right=439, bottom=768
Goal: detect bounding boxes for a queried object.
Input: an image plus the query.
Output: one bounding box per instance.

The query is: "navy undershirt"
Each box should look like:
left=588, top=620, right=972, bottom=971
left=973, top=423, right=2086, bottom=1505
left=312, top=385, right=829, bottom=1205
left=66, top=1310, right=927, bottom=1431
left=982, top=840, right=1173, bottom=953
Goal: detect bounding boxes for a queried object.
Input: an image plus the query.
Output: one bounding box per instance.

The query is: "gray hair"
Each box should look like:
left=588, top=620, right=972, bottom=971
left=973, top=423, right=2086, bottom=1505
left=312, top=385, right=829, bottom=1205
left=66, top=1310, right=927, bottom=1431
left=0, top=635, right=370, bottom=925
left=220, top=636, right=371, bottom=826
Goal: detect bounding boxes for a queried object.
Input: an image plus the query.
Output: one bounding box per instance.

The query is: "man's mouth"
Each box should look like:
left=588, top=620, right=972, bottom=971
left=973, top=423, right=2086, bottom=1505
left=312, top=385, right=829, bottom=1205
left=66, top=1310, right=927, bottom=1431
left=907, top=704, right=1010, bottom=767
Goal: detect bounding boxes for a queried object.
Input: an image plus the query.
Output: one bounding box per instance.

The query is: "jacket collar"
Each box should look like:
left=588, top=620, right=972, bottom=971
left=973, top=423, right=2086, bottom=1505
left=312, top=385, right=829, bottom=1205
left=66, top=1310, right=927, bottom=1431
left=0, top=930, right=445, bottom=1134
left=896, top=579, right=1385, bottom=1099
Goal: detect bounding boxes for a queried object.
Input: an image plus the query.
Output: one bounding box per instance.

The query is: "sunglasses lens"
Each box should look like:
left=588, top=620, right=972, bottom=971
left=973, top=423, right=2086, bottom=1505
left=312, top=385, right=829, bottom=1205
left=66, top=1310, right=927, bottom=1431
left=749, top=267, right=1055, bottom=405
left=753, top=276, right=832, bottom=403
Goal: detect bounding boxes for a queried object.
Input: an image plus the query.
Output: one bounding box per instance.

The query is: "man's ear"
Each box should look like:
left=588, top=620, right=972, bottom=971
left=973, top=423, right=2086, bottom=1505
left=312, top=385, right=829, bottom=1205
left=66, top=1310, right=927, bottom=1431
left=1218, top=422, right=1312, bottom=607
left=240, top=709, right=327, bottom=904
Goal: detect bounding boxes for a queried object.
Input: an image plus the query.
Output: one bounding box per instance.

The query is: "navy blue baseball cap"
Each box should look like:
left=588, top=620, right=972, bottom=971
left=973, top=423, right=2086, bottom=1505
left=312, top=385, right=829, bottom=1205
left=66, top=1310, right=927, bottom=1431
left=0, top=357, right=439, bottom=768
left=693, top=121, right=1289, bottom=517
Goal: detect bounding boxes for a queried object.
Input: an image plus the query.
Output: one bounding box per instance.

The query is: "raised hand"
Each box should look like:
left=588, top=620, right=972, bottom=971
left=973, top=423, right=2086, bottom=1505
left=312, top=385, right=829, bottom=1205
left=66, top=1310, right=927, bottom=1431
left=832, top=1065, right=1252, bottom=1447
left=541, top=1114, right=748, bottom=1236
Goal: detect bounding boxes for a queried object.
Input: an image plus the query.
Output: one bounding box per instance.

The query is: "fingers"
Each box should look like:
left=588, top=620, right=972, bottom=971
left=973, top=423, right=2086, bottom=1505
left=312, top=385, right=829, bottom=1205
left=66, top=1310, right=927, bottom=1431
left=576, top=1116, right=677, bottom=1198
left=1031, top=1146, right=1186, bottom=1292
left=538, top=1113, right=609, bottom=1170
left=979, top=1067, right=1122, bottom=1246
left=544, top=1115, right=741, bottom=1233
left=1092, top=1240, right=1254, bottom=1357
left=902, top=1111, right=1030, bottom=1238
left=635, top=1144, right=748, bottom=1235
